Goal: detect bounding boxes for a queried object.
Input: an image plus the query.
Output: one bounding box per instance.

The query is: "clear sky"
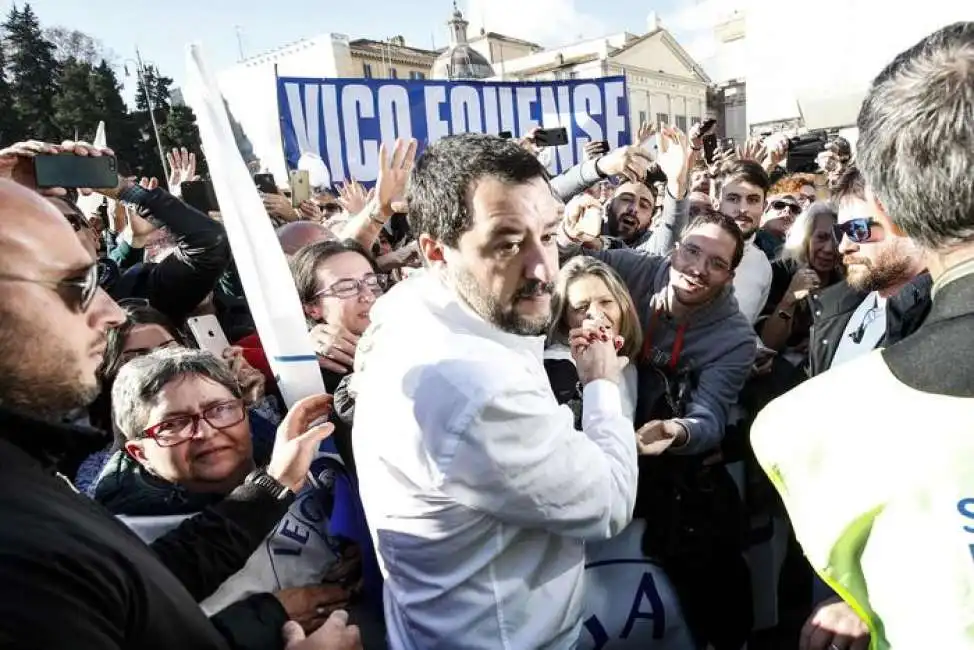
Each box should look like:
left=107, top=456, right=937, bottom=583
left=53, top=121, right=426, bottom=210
left=6, top=0, right=737, bottom=106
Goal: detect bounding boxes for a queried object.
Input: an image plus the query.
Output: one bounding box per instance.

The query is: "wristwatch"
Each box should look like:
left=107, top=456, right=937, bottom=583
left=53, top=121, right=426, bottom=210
left=245, top=469, right=295, bottom=501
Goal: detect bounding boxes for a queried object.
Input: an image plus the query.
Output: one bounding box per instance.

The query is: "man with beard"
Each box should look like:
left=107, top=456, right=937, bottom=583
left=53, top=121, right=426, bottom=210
left=0, top=178, right=359, bottom=649
left=604, top=180, right=658, bottom=247
left=753, top=22, right=974, bottom=650
left=349, top=134, right=638, bottom=650
left=807, top=166, right=930, bottom=376
left=712, top=160, right=773, bottom=324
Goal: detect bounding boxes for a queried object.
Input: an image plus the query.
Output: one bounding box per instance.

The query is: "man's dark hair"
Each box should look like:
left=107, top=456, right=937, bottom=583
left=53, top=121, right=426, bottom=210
left=681, top=207, right=746, bottom=270
left=406, top=134, right=548, bottom=247
left=713, top=159, right=771, bottom=198
left=830, top=165, right=866, bottom=206
left=857, top=22, right=974, bottom=250
left=290, top=239, right=379, bottom=304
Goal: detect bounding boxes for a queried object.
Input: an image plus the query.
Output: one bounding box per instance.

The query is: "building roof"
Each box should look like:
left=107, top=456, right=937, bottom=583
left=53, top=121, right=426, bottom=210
left=467, top=31, right=542, bottom=50
left=432, top=45, right=495, bottom=80
left=511, top=53, right=600, bottom=77
left=608, top=28, right=712, bottom=84
left=348, top=38, right=439, bottom=57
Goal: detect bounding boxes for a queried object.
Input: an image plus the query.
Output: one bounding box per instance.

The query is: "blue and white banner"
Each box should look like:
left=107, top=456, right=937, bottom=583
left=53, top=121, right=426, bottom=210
left=278, top=76, right=630, bottom=185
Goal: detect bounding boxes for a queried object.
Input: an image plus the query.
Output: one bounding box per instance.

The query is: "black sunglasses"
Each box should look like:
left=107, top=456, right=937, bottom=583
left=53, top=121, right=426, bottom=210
left=834, top=218, right=878, bottom=244
left=771, top=200, right=801, bottom=215
left=0, top=262, right=101, bottom=312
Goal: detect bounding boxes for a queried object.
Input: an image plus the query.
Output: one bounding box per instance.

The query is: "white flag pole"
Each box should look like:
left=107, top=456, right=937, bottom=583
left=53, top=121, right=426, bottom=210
left=184, top=44, right=326, bottom=407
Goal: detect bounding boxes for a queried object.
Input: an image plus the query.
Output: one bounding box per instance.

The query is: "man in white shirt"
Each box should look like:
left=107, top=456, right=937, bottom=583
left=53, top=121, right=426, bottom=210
left=351, top=134, right=638, bottom=650
left=712, top=160, right=773, bottom=325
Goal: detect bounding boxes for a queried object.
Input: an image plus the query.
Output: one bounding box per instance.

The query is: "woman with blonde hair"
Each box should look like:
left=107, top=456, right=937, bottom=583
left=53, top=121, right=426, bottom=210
left=545, top=256, right=642, bottom=422
left=544, top=257, right=694, bottom=649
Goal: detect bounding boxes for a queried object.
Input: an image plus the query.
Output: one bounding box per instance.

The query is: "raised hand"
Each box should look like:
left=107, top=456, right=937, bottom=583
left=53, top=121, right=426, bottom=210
left=337, top=180, right=371, bottom=216
left=656, top=125, right=692, bottom=199
left=266, top=393, right=335, bottom=493
left=166, top=147, right=199, bottom=197
left=376, top=138, right=418, bottom=218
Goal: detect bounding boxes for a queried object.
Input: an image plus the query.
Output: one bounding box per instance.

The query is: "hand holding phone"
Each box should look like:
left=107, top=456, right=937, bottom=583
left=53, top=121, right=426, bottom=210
left=186, top=315, right=230, bottom=358
left=534, top=127, right=569, bottom=147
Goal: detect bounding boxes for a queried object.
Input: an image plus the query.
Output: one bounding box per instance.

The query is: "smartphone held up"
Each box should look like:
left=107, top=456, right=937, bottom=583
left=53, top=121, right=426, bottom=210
left=33, top=153, right=118, bottom=189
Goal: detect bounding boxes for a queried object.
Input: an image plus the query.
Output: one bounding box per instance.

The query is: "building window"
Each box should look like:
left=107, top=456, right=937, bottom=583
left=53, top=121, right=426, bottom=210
left=409, top=71, right=426, bottom=80
left=675, top=115, right=687, bottom=132
left=656, top=112, right=669, bottom=126
left=389, top=68, right=398, bottom=79
left=638, top=110, right=647, bottom=127
left=567, top=71, right=577, bottom=80
left=363, top=63, right=373, bottom=78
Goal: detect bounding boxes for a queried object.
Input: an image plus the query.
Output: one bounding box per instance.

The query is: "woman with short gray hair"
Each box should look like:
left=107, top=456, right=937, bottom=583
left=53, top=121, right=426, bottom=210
left=94, top=346, right=366, bottom=641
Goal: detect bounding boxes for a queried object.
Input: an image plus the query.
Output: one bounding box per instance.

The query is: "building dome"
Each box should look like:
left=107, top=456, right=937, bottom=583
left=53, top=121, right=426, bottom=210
left=432, top=2, right=495, bottom=80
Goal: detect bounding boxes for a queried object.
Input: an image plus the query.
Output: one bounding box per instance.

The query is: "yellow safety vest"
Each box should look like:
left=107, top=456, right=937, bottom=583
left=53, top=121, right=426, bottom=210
left=752, top=350, right=974, bottom=649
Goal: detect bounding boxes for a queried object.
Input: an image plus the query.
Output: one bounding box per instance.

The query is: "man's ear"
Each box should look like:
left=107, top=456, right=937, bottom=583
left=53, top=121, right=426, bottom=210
left=419, top=234, right=446, bottom=265
left=125, top=439, right=149, bottom=466
left=866, top=186, right=906, bottom=237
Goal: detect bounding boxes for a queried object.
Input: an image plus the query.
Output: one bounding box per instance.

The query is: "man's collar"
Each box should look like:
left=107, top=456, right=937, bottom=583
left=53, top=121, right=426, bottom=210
left=0, top=406, right=107, bottom=475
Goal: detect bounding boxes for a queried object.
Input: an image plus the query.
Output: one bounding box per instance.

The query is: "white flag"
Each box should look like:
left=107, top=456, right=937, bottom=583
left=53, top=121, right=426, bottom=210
left=184, top=44, right=325, bottom=407
left=77, top=121, right=107, bottom=217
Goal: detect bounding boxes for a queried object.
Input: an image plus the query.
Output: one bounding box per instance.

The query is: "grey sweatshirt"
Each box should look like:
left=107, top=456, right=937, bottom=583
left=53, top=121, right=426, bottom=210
left=563, top=244, right=756, bottom=455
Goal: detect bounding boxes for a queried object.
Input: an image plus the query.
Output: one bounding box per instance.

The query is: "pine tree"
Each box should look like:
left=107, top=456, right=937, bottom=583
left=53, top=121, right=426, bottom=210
left=0, top=36, right=22, bottom=143
left=3, top=3, right=61, bottom=141
left=161, top=104, right=207, bottom=176
left=52, top=58, right=97, bottom=140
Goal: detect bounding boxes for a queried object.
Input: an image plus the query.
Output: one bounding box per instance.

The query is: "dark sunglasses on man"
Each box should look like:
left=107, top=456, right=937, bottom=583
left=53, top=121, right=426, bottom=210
left=0, top=262, right=102, bottom=312
left=834, top=218, right=880, bottom=244
left=770, top=199, right=801, bottom=215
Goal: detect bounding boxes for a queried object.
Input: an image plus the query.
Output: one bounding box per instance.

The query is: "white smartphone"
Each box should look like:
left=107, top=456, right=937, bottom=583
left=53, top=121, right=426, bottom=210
left=289, top=169, right=311, bottom=208
left=186, top=315, right=230, bottom=358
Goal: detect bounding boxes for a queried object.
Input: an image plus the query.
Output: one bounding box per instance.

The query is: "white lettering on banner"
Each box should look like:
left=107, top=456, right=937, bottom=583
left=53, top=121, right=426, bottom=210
left=284, top=82, right=315, bottom=155
left=574, top=84, right=605, bottom=157
left=539, top=85, right=576, bottom=169
left=482, top=87, right=500, bottom=134
left=450, top=85, right=484, bottom=134
left=515, top=86, right=540, bottom=136
left=378, top=84, right=413, bottom=143
left=498, top=86, right=517, bottom=135
left=321, top=84, right=347, bottom=182
left=603, top=80, right=627, bottom=150
left=424, top=85, right=450, bottom=143
left=342, top=85, right=378, bottom=181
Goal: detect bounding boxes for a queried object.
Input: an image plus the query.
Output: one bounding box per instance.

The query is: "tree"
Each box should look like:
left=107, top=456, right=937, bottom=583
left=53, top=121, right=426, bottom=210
left=44, top=26, right=103, bottom=64
left=3, top=3, right=61, bottom=141
left=0, top=37, right=22, bottom=144
left=52, top=58, right=97, bottom=140
left=133, top=63, right=172, bottom=113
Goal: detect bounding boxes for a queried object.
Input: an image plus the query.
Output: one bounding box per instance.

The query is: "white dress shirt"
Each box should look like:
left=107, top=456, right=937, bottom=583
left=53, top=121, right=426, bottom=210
left=733, top=240, right=773, bottom=325
left=350, top=270, right=639, bottom=650
left=830, top=291, right=888, bottom=368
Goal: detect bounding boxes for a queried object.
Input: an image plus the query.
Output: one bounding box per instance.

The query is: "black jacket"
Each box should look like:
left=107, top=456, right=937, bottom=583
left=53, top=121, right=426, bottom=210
left=0, top=407, right=289, bottom=650
left=808, top=272, right=932, bottom=377
left=106, top=188, right=231, bottom=325
left=884, top=271, right=974, bottom=397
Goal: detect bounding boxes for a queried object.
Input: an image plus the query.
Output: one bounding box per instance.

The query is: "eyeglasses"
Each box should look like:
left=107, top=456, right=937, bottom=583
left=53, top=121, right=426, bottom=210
left=141, top=399, right=246, bottom=447
left=676, top=242, right=732, bottom=274
left=0, top=262, right=101, bottom=312
left=120, top=339, right=180, bottom=364
left=313, top=273, right=388, bottom=300
left=771, top=200, right=801, bottom=215
left=834, top=218, right=879, bottom=244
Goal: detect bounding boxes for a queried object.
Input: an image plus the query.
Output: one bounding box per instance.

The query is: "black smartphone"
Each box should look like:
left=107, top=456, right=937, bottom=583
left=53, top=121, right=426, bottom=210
left=498, top=130, right=513, bottom=139
left=703, top=133, right=719, bottom=164
left=534, top=127, right=569, bottom=147
left=253, top=173, right=277, bottom=194
left=181, top=180, right=220, bottom=213
left=33, top=154, right=118, bottom=189
left=700, top=117, right=717, bottom=135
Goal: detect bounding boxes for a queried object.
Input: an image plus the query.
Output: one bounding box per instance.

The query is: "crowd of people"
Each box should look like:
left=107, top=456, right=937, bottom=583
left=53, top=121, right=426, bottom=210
left=0, top=20, right=971, bottom=650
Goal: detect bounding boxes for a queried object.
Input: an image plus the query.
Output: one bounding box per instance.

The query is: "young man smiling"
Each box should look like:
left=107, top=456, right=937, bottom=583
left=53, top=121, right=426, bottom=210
left=712, top=160, right=774, bottom=324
